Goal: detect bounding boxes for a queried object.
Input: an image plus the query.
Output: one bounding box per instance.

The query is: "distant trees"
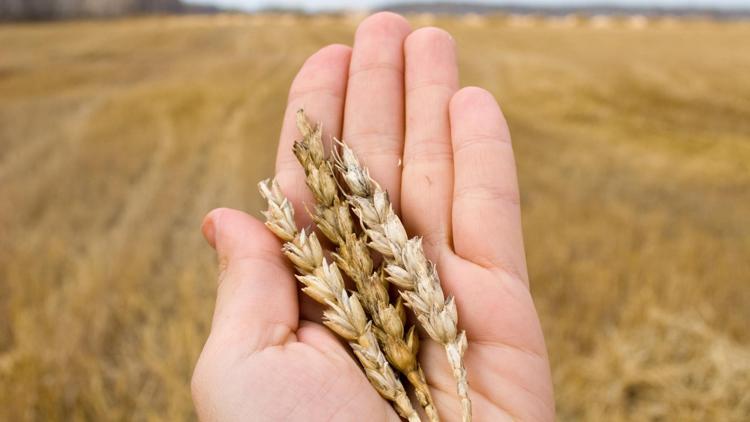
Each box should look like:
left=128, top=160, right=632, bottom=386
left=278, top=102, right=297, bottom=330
left=0, top=0, right=186, bottom=20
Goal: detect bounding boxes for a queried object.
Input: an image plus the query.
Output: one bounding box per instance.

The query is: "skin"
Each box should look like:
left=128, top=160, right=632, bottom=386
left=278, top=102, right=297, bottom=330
left=192, top=12, right=555, bottom=422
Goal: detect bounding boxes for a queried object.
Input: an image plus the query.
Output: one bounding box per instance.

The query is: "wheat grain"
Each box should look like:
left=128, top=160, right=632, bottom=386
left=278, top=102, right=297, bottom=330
left=293, top=110, right=440, bottom=422
left=333, top=141, right=472, bottom=422
left=259, top=179, right=420, bottom=422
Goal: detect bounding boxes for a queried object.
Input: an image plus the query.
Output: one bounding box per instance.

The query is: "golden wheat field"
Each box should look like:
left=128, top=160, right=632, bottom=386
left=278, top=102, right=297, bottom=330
left=1, top=12, right=749, bottom=421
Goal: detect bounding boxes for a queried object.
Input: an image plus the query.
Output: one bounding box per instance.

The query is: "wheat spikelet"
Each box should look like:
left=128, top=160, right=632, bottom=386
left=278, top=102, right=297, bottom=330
left=293, top=110, right=440, bottom=422
left=333, top=141, right=472, bottom=422
left=259, top=179, right=420, bottom=422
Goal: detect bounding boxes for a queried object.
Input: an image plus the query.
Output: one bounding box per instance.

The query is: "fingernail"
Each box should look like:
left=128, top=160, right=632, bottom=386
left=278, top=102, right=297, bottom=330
left=202, top=210, right=219, bottom=248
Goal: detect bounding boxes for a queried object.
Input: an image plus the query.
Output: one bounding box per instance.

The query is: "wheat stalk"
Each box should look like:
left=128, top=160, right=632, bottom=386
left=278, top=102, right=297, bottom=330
left=293, top=110, right=440, bottom=422
left=259, top=179, right=420, bottom=422
left=333, top=141, right=472, bottom=422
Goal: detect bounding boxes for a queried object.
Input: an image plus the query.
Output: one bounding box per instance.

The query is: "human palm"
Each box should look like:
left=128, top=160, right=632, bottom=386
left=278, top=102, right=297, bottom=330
left=192, top=12, right=554, bottom=422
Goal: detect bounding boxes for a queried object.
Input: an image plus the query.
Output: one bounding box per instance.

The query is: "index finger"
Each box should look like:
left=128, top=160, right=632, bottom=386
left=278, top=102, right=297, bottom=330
left=275, top=44, right=352, bottom=227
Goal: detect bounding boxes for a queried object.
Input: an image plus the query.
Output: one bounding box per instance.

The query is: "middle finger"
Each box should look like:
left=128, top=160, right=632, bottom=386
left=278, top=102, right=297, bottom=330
left=342, top=12, right=412, bottom=211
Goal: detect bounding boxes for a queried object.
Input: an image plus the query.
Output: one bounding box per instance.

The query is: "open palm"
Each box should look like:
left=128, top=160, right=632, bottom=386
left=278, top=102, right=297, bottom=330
left=192, top=12, right=554, bottom=422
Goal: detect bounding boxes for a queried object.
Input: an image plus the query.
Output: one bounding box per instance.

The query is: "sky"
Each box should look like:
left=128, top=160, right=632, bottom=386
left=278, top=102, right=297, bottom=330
left=184, top=0, right=750, bottom=12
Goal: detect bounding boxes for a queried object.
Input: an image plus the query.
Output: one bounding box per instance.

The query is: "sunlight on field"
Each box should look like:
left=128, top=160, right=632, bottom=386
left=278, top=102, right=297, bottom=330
left=0, top=14, right=749, bottom=421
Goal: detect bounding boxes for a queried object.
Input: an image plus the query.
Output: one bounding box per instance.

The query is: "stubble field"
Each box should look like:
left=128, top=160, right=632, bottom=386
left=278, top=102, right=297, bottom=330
left=0, top=13, right=749, bottom=421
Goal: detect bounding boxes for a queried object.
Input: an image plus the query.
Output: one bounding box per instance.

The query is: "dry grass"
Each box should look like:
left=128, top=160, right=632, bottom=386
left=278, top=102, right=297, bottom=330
left=0, top=13, right=748, bottom=421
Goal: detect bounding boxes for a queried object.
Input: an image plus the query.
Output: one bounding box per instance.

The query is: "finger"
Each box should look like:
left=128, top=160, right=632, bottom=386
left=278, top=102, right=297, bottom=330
left=449, top=87, right=528, bottom=283
left=275, top=44, right=352, bottom=227
left=343, top=12, right=411, bottom=211
left=401, top=27, right=458, bottom=254
left=202, top=208, right=298, bottom=352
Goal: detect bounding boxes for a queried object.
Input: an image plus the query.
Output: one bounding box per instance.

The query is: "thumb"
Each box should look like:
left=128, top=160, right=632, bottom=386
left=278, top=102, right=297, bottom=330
left=202, top=208, right=299, bottom=352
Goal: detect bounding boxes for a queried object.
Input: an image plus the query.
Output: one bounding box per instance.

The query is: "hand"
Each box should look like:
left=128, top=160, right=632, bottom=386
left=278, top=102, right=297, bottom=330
left=191, top=12, right=554, bottom=422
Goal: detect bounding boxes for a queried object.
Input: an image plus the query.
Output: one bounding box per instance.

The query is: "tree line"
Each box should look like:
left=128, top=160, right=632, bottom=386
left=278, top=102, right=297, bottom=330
left=0, top=0, right=198, bottom=20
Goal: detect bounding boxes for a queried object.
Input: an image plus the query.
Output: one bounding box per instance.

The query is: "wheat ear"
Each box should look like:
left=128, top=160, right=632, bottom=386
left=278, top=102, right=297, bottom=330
left=333, top=141, right=472, bottom=422
left=293, top=110, right=440, bottom=422
left=259, top=179, right=420, bottom=422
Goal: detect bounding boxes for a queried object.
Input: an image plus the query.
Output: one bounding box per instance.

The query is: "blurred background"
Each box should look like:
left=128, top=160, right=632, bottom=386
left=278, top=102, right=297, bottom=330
left=1, top=0, right=749, bottom=420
